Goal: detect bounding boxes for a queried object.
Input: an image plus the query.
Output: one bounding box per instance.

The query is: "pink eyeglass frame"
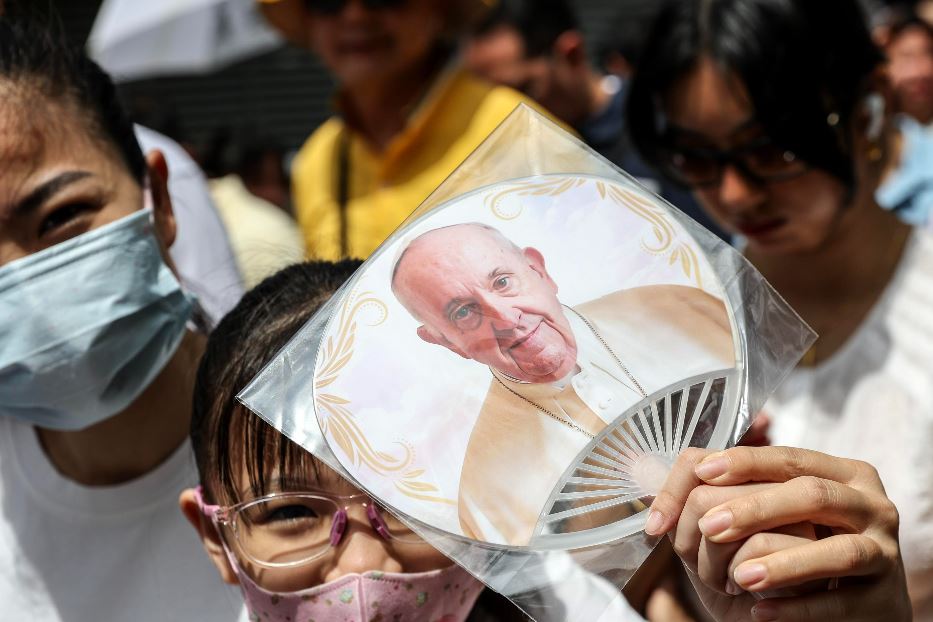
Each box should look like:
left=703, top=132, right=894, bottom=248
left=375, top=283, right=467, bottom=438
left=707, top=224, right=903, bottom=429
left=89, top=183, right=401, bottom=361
left=194, top=486, right=402, bottom=555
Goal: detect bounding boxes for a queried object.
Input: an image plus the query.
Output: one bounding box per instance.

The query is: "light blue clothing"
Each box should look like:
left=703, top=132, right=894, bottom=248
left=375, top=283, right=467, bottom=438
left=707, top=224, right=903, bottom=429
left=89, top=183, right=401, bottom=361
left=876, top=115, right=933, bottom=227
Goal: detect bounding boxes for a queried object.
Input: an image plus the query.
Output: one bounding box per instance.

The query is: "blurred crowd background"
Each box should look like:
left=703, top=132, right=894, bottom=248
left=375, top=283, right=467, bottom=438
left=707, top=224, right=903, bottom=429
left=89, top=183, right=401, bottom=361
left=3, top=0, right=933, bottom=619
left=58, top=0, right=654, bottom=159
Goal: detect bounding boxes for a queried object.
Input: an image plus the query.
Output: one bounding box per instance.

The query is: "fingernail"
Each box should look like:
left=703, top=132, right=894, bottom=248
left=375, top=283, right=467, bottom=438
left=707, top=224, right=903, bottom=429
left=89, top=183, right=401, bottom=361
left=695, top=455, right=729, bottom=480
left=752, top=602, right=779, bottom=621
left=725, top=578, right=742, bottom=595
left=645, top=510, right=665, bottom=535
left=734, top=563, right=767, bottom=588
left=698, top=510, right=732, bottom=537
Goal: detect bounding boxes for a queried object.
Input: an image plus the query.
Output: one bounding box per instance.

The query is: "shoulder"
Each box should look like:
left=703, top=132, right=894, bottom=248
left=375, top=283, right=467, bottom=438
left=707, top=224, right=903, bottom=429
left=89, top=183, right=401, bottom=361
left=451, top=70, right=569, bottom=132
left=293, top=117, right=345, bottom=173
left=583, top=284, right=726, bottom=314
left=579, top=285, right=731, bottom=335
left=885, top=229, right=933, bottom=310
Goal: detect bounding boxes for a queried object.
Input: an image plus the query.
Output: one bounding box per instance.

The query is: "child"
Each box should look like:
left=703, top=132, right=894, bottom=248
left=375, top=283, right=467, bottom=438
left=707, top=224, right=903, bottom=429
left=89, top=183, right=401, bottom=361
left=178, top=260, right=528, bottom=621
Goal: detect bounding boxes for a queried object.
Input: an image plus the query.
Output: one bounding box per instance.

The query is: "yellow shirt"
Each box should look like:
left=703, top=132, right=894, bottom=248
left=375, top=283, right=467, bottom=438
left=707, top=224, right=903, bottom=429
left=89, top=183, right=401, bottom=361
left=291, top=67, right=537, bottom=259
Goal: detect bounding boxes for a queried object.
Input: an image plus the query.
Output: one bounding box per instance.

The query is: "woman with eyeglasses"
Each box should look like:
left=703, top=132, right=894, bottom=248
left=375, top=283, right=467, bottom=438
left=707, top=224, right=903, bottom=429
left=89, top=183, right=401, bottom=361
left=626, top=0, right=933, bottom=618
left=256, top=0, right=538, bottom=260
left=179, top=260, right=533, bottom=621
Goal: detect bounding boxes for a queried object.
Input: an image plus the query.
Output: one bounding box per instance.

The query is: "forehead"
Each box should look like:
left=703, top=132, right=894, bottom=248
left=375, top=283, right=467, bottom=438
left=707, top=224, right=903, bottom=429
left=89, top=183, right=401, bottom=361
left=664, top=57, right=754, bottom=139
left=890, top=26, right=933, bottom=52
left=405, top=228, right=519, bottom=275
left=395, top=228, right=523, bottom=308
left=0, top=94, right=124, bottom=199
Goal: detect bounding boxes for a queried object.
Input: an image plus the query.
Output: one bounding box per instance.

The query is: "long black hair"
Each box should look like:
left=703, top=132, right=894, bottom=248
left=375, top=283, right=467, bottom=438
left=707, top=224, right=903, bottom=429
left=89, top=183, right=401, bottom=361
left=0, top=11, right=146, bottom=183
left=627, top=0, right=883, bottom=190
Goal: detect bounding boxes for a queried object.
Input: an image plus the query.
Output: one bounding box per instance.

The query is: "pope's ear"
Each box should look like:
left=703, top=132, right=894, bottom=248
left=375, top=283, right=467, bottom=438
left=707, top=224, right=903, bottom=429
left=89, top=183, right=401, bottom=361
left=416, top=325, right=470, bottom=359
left=523, top=247, right=556, bottom=288
left=178, top=489, right=238, bottom=585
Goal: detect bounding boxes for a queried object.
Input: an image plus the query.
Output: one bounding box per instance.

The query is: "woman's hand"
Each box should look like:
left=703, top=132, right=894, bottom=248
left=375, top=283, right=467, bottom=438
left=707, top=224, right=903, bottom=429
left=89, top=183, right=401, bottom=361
left=645, top=446, right=911, bottom=621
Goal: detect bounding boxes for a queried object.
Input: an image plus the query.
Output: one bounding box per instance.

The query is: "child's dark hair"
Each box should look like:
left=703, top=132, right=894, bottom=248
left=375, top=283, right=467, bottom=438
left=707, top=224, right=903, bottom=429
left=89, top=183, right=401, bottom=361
left=0, top=13, right=146, bottom=183
left=627, top=0, right=883, bottom=190
left=190, top=260, right=362, bottom=504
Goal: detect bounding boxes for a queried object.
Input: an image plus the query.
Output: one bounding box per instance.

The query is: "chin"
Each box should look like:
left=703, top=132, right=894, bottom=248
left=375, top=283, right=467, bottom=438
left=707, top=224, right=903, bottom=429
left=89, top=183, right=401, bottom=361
left=745, top=230, right=827, bottom=256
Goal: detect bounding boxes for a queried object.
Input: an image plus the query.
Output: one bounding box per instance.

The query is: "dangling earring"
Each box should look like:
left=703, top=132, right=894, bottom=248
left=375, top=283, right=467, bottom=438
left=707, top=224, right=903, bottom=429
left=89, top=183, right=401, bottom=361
left=864, top=93, right=885, bottom=162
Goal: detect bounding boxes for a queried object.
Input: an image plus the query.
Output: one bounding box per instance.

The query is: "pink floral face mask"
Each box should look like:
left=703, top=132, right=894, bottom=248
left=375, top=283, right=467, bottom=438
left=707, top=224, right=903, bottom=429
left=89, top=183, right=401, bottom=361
left=236, top=563, right=484, bottom=622
left=193, top=487, right=485, bottom=621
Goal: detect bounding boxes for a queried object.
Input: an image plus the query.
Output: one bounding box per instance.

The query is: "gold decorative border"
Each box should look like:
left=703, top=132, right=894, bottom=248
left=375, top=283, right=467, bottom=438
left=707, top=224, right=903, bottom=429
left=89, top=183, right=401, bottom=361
left=485, top=177, right=704, bottom=288
left=316, top=289, right=455, bottom=505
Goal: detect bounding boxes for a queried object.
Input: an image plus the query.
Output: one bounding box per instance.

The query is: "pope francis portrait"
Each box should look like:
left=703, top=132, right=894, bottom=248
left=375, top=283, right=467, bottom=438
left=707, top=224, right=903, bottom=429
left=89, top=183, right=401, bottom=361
left=391, top=223, right=735, bottom=545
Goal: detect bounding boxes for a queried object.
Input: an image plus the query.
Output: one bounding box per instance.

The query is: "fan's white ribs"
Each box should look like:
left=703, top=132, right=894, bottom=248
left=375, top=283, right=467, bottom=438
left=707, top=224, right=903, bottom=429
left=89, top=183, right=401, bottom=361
left=586, top=452, right=632, bottom=473
left=649, top=401, right=665, bottom=457
left=603, top=435, right=639, bottom=464
left=543, top=492, right=644, bottom=523
left=679, top=379, right=714, bottom=454
left=637, top=407, right=661, bottom=454
left=609, top=430, right=643, bottom=463
left=673, top=388, right=689, bottom=457
left=618, top=422, right=651, bottom=456
left=663, top=393, right=674, bottom=455
left=565, top=476, right=640, bottom=488
left=576, top=463, right=632, bottom=479
left=594, top=442, right=637, bottom=468
left=557, top=487, right=642, bottom=501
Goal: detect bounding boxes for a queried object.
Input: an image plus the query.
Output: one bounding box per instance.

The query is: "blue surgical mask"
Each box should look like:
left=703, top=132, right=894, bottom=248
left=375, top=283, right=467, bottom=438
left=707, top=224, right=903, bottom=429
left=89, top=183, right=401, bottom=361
left=0, top=207, right=193, bottom=430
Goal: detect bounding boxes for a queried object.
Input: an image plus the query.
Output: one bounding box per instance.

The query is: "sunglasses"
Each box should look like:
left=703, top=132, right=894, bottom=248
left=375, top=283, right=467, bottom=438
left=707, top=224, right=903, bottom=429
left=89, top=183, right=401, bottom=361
left=304, top=0, right=407, bottom=14
left=660, top=136, right=809, bottom=187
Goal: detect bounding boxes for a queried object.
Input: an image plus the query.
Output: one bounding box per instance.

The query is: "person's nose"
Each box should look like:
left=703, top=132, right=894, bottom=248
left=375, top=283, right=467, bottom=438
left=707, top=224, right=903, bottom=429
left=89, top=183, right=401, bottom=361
left=324, top=507, right=402, bottom=582
left=717, top=164, right=766, bottom=214
left=480, top=296, right=522, bottom=332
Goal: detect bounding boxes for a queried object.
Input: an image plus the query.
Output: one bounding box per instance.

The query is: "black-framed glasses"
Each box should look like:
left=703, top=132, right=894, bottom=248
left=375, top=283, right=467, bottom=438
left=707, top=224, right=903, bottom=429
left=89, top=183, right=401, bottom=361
left=304, top=0, right=407, bottom=15
left=660, top=137, right=809, bottom=187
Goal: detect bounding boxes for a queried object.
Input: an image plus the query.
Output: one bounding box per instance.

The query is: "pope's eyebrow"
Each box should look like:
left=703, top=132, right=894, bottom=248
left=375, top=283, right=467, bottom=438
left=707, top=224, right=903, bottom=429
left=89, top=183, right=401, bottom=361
left=6, top=171, right=92, bottom=220
left=487, top=267, right=506, bottom=280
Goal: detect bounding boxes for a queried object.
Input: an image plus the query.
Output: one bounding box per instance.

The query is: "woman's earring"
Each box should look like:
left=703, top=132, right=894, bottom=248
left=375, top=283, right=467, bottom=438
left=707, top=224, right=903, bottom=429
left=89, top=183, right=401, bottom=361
left=865, top=93, right=885, bottom=162
left=865, top=93, right=885, bottom=142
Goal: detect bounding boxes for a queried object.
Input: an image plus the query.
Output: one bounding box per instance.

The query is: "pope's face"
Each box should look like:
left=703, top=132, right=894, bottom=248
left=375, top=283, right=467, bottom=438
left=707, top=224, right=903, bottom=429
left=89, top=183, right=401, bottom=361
left=393, top=226, right=577, bottom=383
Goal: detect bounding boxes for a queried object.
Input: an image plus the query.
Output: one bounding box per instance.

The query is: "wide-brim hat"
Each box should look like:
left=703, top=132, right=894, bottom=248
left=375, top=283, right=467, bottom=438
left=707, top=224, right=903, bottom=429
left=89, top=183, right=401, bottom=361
left=256, top=0, right=308, bottom=46
left=257, top=0, right=497, bottom=47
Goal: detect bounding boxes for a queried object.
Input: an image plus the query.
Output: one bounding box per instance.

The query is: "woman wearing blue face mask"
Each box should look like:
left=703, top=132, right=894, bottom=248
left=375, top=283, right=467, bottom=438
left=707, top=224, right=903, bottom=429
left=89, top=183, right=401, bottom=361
left=0, top=16, right=243, bottom=621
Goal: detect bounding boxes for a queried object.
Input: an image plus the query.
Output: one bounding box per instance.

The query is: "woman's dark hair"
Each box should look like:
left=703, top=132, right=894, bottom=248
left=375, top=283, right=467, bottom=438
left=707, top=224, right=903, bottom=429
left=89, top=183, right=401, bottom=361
left=190, top=260, right=362, bottom=504
left=0, top=14, right=146, bottom=183
left=628, top=0, right=884, bottom=190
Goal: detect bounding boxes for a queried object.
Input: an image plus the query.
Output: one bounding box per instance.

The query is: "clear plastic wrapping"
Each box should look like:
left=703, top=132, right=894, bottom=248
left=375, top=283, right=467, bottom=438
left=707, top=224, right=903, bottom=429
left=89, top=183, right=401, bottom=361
left=238, top=105, right=816, bottom=621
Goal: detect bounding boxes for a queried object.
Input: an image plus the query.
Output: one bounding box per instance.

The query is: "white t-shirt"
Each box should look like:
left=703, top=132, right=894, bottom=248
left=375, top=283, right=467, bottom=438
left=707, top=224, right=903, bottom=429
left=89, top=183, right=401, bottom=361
left=767, top=230, right=933, bottom=620
left=134, top=126, right=244, bottom=326
left=0, top=417, right=247, bottom=621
